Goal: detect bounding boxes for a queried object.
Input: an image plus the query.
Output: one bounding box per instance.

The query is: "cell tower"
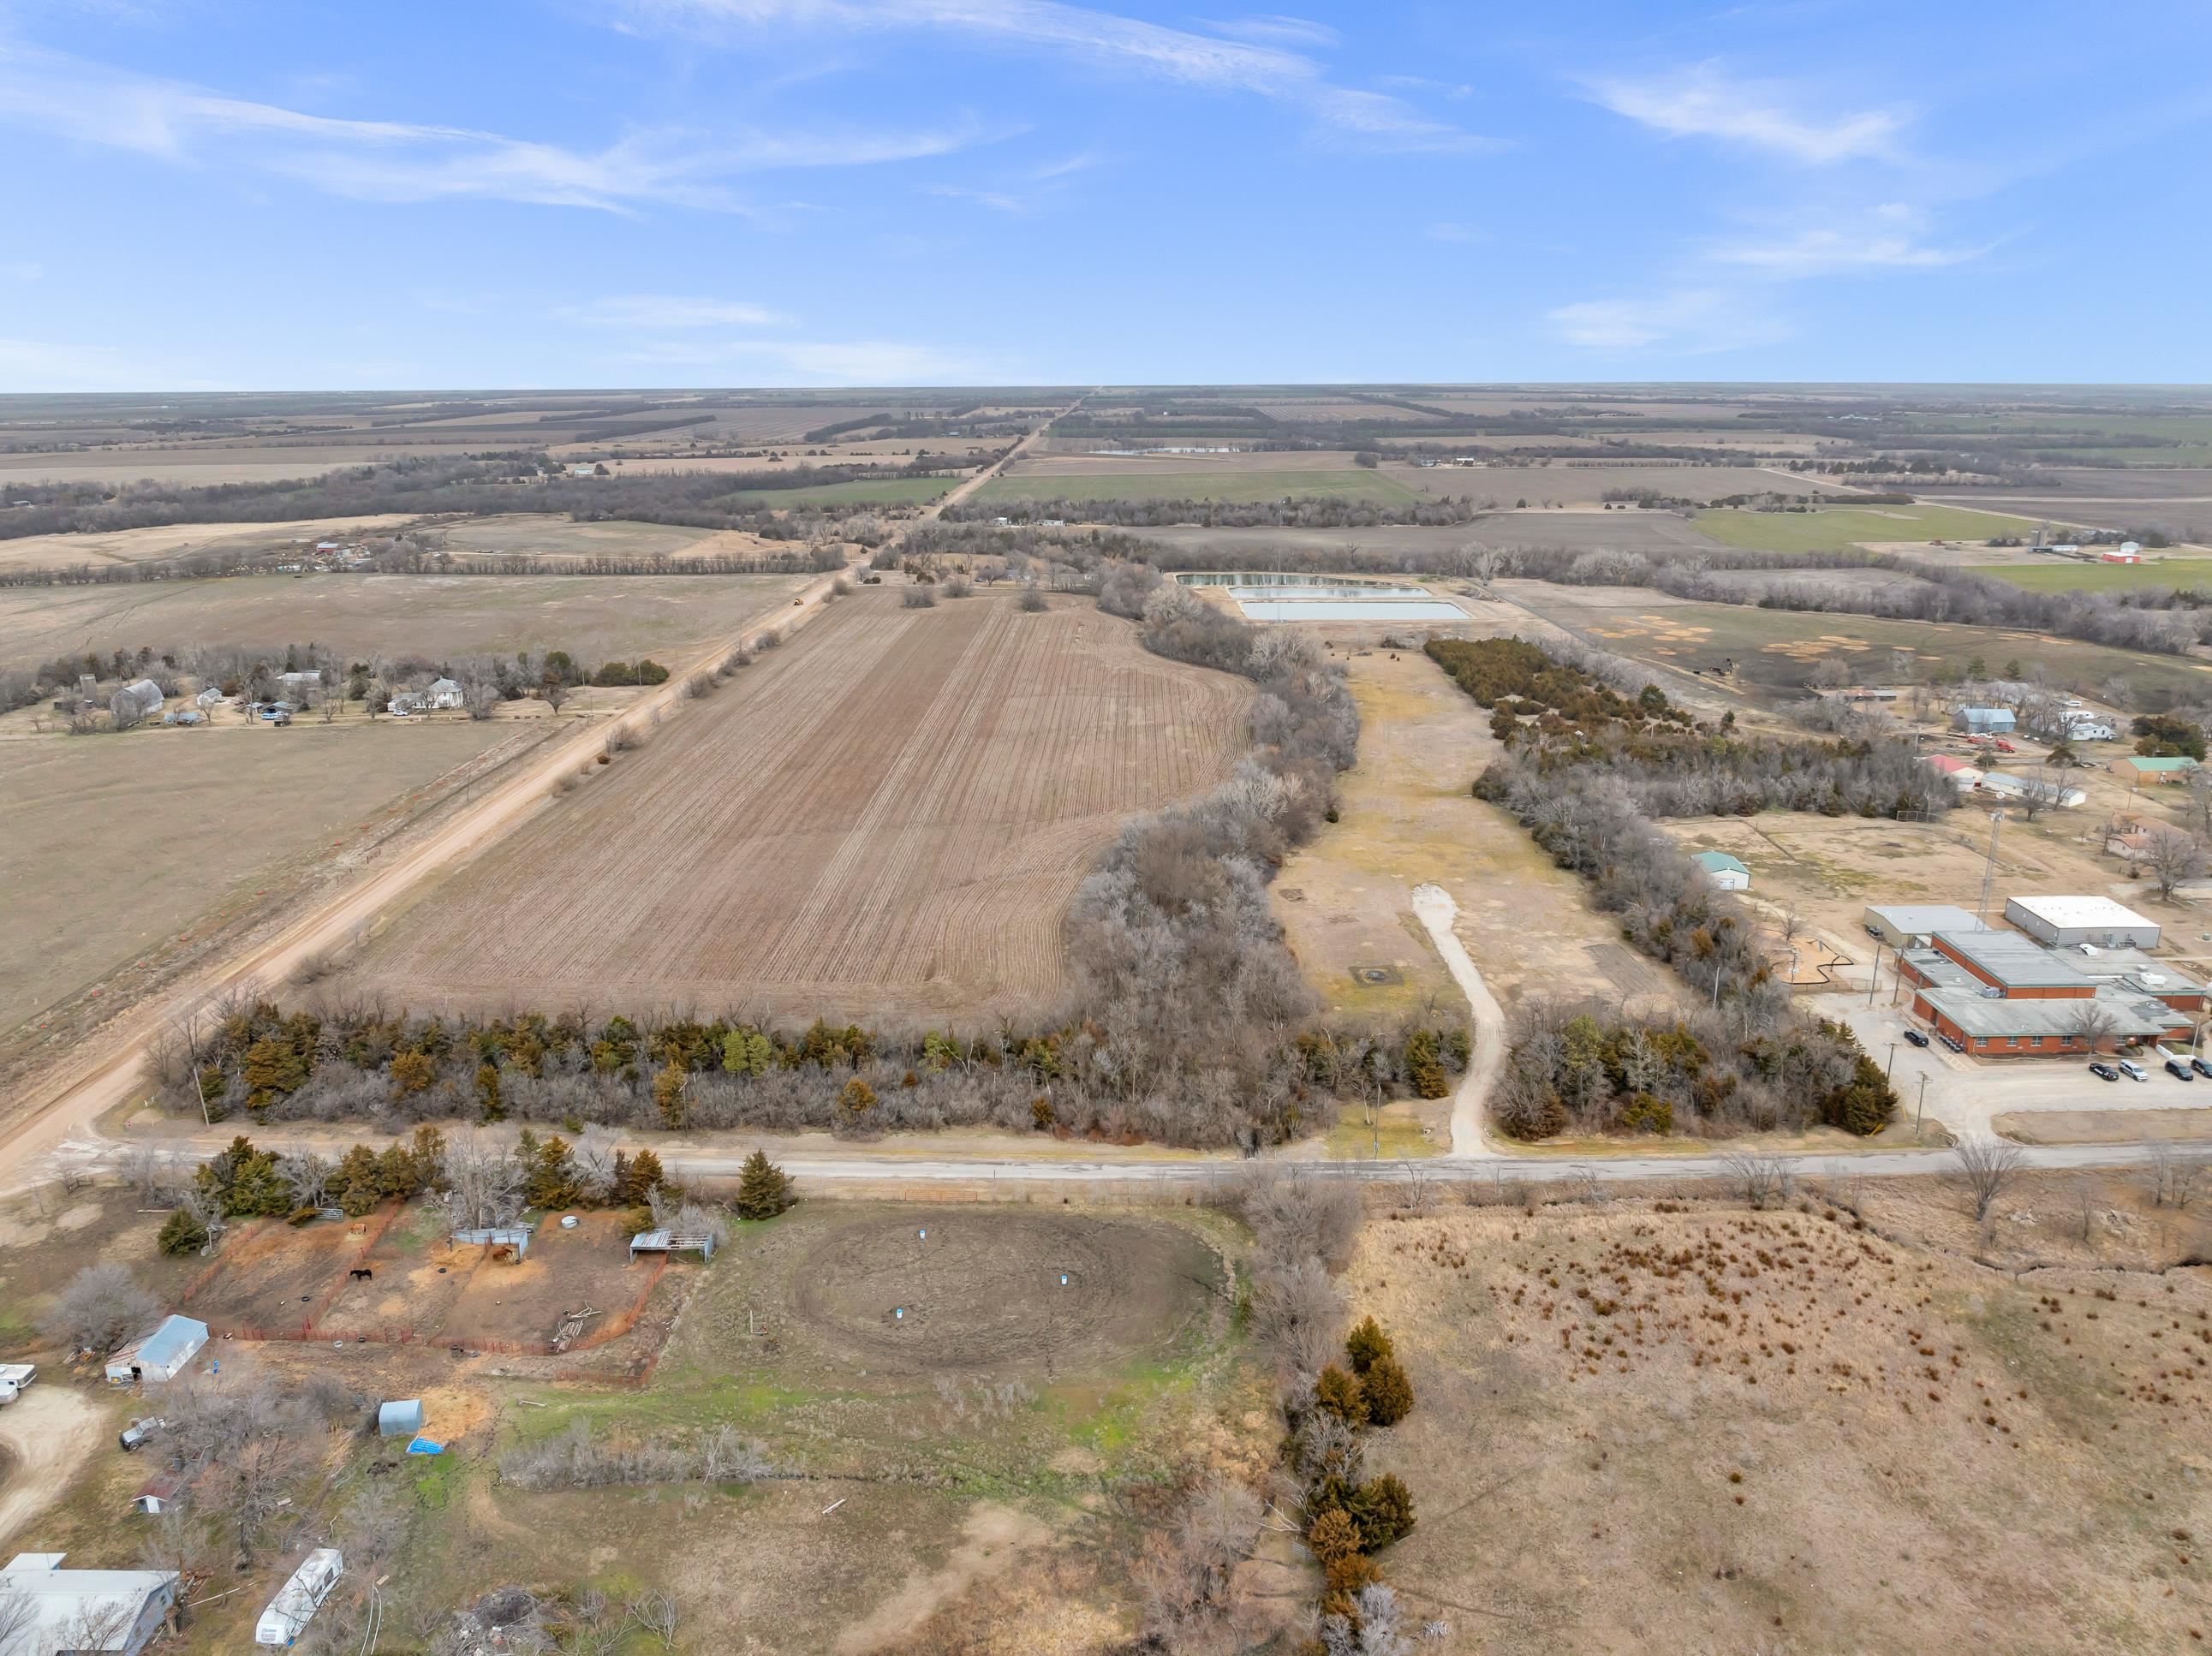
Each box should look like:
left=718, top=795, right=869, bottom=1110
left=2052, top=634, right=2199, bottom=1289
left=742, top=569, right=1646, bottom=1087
left=1976, top=810, right=2006, bottom=923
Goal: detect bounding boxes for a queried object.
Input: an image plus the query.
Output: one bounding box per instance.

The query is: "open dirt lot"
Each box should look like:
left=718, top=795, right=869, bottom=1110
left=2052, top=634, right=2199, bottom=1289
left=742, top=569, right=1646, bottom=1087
left=0, top=719, right=531, bottom=1043
left=0, top=569, right=813, bottom=668
left=702, top=1205, right=1223, bottom=1382
left=338, top=590, right=1253, bottom=1021
left=1357, top=1182, right=2212, bottom=1653
left=426, top=514, right=796, bottom=562
left=1275, top=643, right=1686, bottom=1028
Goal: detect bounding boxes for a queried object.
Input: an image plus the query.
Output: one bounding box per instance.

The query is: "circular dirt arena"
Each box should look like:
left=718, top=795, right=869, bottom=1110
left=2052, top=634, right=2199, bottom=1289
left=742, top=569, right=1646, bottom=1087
left=784, top=1209, right=1219, bottom=1377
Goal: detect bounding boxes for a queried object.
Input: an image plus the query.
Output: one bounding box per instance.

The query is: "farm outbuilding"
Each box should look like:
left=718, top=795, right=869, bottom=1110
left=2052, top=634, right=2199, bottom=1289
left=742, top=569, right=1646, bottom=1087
left=255, top=1547, right=343, bottom=1647
left=1691, top=850, right=1750, bottom=891
left=2112, top=754, right=2199, bottom=786
left=194, top=688, right=225, bottom=709
left=630, top=1227, right=718, bottom=1263
left=104, top=1315, right=206, bottom=1385
left=0, top=1552, right=181, bottom=1656
left=110, top=679, right=164, bottom=721
left=377, top=1399, right=424, bottom=1438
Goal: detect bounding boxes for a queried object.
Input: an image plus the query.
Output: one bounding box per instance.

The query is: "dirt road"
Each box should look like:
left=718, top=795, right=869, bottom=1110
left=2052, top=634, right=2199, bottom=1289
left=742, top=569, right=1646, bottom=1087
left=1412, top=883, right=1502, bottom=1158
left=0, top=405, right=1076, bottom=1200
left=0, top=1385, right=106, bottom=1549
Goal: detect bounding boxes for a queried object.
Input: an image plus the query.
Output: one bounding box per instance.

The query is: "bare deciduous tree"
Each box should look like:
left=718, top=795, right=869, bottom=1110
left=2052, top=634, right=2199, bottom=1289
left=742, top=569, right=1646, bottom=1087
left=1953, top=1136, right=2024, bottom=1221
left=2065, top=999, right=2122, bottom=1055
left=1723, top=1153, right=1792, bottom=1212
left=625, top=1588, right=680, bottom=1650
left=2141, top=825, right=2204, bottom=902
left=45, top=1262, right=159, bottom=1358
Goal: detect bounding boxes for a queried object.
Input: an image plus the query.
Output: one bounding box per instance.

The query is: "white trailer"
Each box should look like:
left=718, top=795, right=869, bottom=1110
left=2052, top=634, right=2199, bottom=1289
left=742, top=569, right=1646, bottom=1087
left=256, top=1547, right=343, bottom=1646
left=0, top=1362, right=33, bottom=1405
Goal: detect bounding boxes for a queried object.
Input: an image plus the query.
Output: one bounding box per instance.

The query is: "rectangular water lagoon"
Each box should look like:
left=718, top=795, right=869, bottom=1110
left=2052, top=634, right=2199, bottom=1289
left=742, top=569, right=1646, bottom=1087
left=1236, top=599, right=1467, bottom=622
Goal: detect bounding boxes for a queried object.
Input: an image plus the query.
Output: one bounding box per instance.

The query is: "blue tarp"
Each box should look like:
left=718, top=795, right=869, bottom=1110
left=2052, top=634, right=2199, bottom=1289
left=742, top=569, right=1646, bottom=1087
left=406, top=1436, right=444, bottom=1456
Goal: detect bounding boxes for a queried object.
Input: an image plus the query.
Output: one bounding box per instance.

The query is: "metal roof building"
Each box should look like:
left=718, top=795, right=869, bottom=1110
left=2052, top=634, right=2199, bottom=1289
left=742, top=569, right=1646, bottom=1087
left=2004, top=895, right=2161, bottom=950
left=0, top=1552, right=180, bottom=1655
left=1863, top=904, right=1987, bottom=949
left=255, top=1548, right=343, bottom=1647
left=104, top=1315, right=206, bottom=1385
left=1691, top=849, right=1750, bottom=891
left=630, top=1227, right=718, bottom=1262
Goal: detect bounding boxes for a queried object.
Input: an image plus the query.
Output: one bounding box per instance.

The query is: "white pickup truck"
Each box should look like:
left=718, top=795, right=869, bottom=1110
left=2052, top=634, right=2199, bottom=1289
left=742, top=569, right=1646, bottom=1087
left=0, top=1361, right=35, bottom=1404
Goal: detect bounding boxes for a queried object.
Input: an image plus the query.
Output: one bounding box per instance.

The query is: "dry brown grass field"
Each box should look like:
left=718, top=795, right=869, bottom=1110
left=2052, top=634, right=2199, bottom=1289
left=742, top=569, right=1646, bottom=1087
left=1394, top=462, right=1855, bottom=505
left=0, top=719, right=534, bottom=1042
left=1359, top=1176, right=2212, bottom=1653
left=0, top=569, right=813, bottom=667
left=0, top=515, right=420, bottom=572
left=339, top=589, right=1254, bottom=1021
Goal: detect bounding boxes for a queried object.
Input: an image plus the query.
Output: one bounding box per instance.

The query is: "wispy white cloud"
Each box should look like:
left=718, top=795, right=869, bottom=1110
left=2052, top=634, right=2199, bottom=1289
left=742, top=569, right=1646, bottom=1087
left=0, top=335, right=225, bottom=391
left=1712, top=223, right=1988, bottom=278
left=557, top=295, right=791, bottom=327
left=1425, top=221, right=1484, bottom=243
left=921, top=181, right=1026, bottom=210
left=0, top=41, right=989, bottom=211
left=1589, top=63, right=1907, bottom=164
left=1197, top=14, right=1339, bottom=50
left=628, top=0, right=1489, bottom=152
left=1547, top=288, right=1787, bottom=354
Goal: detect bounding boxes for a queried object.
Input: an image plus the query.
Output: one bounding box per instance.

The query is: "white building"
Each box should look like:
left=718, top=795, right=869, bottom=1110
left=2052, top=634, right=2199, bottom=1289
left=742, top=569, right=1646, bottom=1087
left=424, top=677, right=465, bottom=711
left=1691, top=850, right=1750, bottom=891
left=2004, top=895, right=2161, bottom=950
left=109, top=680, right=164, bottom=721
left=255, top=1548, right=343, bottom=1647
left=103, top=1315, right=206, bottom=1385
left=0, top=1552, right=179, bottom=1655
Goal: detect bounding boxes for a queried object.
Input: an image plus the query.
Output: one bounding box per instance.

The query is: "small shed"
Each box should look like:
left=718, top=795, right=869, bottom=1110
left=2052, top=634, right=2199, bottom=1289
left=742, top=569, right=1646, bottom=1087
left=630, top=1227, right=718, bottom=1263
left=377, top=1399, right=424, bottom=1439
left=1954, top=706, right=2016, bottom=736
left=2112, top=754, right=2199, bottom=786
left=133, top=1471, right=186, bottom=1516
left=105, top=1315, right=207, bottom=1385
left=255, top=1547, right=343, bottom=1647
left=1691, top=850, right=1750, bottom=891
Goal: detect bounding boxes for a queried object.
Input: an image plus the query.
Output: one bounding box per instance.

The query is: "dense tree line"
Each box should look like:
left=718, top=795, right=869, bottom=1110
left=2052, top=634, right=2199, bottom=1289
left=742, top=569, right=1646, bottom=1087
left=1426, top=637, right=1903, bottom=1140
left=944, top=495, right=1481, bottom=528
left=0, top=448, right=1000, bottom=545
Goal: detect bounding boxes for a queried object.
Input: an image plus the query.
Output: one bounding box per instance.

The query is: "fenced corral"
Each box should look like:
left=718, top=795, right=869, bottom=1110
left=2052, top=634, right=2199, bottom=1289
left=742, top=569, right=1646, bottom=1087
left=176, top=1206, right=679, bottom=1356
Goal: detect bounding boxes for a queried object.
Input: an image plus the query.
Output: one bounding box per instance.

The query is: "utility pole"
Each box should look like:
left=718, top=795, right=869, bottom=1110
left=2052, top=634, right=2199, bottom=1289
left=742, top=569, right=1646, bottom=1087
left=1886, top=1041, right=1897, bottom=1083
left=1867, top=940, right=1884, bottom=1004
left=1976, top=810, right=2006, bottom=925
left=1915, top=1073, right=1929, bottom=1139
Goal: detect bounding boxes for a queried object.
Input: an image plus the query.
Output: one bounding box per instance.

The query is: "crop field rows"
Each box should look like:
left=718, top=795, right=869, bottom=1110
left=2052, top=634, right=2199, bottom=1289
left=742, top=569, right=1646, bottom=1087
left=344, top=591, right=1253, bottom=1019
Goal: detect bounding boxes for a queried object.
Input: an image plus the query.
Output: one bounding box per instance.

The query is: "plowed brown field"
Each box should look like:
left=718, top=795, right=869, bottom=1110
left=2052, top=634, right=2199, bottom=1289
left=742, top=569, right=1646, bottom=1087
left=342, top=590, right=1252, bottom=1019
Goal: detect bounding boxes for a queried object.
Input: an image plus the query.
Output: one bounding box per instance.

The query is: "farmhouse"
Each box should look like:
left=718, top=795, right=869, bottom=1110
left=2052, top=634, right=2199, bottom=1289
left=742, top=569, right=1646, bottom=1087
left=1691, top=850, right=1750, bottom=891
left=2113, top=754, right=2198, bottom=786
left=2005, top=895, right=2160, bottom=950
left=425, top=676, right=465, bottom=711
left=1954, top=706, right=2015, bottom=736
left=1863, top=904, right=1987, bottom=950
left=0, top=1552, right=180, bottom=1656
left=103, top=1315, right=206, bottom=1385
left=1920, top=754, right=1982, bottom=790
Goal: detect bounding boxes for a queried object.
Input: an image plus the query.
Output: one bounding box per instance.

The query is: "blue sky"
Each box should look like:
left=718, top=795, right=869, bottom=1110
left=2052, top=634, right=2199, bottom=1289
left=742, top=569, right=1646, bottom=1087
left=1, top=0, right=2208, bottom=390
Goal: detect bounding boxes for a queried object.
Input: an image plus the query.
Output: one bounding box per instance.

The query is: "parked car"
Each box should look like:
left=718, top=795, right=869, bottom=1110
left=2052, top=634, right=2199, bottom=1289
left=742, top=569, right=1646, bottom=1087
left=2119, top=1059, right=2150, bottom=1082
left=2089, top=1062, right=2120, bottom=1081
left=2191, top=1056, right=2212, bottom=1080
left=117, top=1417, right=167, bottom=1452
left=1937, top=1033, right=1965, bottom=1054
left=2167, top=1059, right=2196, bottom=1081
left=1902, top=1028, right=1931, bottom=1048
left=1992, top=738, right=2018, bottom=753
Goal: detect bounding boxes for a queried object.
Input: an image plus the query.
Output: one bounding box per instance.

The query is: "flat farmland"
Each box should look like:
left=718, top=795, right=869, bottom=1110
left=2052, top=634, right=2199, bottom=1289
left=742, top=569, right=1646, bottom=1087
left=1969, top=557, right=2212, bottom=593
left=0, top=719, right=530, bottom=1041
left=1694, top=501, right=2041, bottom=553
left=340, top=590, right=1255, bottom=1020
left=731, top=474, right=960, bottom=507
left=975, top=464, right=1419, bottom=505
left=0, top=570, right=812, bottom=668
left=1501, top=581, right=2212, bottom=705
left=1397, top=463, right=1855, bottom=505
